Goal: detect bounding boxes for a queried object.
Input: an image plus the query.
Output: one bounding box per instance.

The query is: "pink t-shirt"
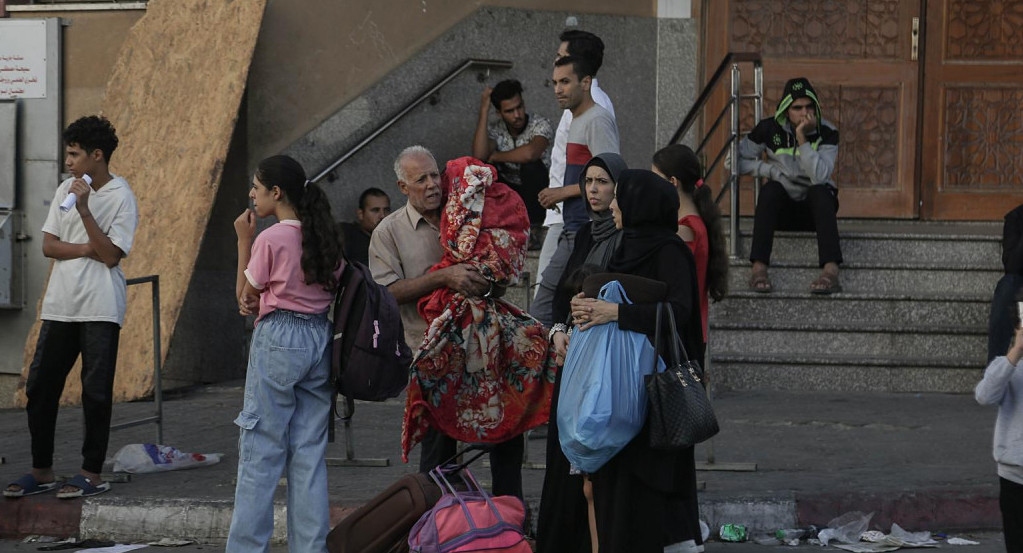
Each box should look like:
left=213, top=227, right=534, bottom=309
left=244, top=220, right=342, bottom=323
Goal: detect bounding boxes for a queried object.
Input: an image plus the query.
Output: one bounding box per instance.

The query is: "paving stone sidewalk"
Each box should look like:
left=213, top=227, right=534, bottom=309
left=0, top=382, right=1003, bottom=543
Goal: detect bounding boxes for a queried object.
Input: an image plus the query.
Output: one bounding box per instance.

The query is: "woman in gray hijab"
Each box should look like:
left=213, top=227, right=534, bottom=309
left=548, top=152, right=628, bottom=339
left=536, top=152, right=627, bottom=553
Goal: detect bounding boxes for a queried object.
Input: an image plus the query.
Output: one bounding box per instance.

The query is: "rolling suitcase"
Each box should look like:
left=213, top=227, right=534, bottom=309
left=327, top=471, right=444, bottom=553
left=327, top=446, right=494, bottom=553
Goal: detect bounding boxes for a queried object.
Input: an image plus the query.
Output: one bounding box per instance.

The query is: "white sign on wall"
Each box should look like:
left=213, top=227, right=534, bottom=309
left=0, top=20, right=47, bottom=99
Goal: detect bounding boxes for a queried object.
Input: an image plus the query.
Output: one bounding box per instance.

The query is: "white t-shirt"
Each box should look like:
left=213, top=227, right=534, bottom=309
left=40, top=175, right=139, bottom=326
left=544, top=78, right=616, bottom=227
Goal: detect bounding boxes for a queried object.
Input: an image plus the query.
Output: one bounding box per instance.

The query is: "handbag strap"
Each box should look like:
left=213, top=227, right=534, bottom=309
left=663, top=304, right=691, bottom=364
left=654, top=302, right=684, bottom=369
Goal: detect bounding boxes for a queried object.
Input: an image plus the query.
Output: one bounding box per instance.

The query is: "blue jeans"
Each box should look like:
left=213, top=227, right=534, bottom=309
left=226, top=309, right=333, bottom=553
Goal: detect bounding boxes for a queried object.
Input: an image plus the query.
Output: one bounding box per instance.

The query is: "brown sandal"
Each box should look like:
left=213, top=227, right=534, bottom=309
left=810, top=272, right=842, bottom=295
left=748, top=269, right=773, bottom=293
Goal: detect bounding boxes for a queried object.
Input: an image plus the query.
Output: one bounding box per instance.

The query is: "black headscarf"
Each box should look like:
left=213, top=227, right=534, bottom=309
left=608, top=169, right=687, bottom=274
left=580, top=153, right=627, bottom=267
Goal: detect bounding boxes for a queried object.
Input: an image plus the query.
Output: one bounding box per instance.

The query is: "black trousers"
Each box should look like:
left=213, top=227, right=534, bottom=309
left=1002, top=477, right=1023, bottom=553
left=750, top=181, right=843, bottom=267
left=418, top=427, right=525, bottom=499
left=508, top=159, right=548, bottom=227
left=26, top=320, right=121, bottom=474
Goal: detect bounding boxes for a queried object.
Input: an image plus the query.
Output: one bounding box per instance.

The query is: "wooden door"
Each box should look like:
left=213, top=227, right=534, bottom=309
left=919, top=0, right=1023, bottom=220
left=704, top=0, right=922, bottom=218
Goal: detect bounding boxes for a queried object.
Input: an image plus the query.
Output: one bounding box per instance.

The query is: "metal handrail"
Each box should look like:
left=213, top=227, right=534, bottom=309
left=667, top=52, right=762, bottom=258
left=311, top=58, right=514, bottom=183
left=110, top=274, right=163, bottom=443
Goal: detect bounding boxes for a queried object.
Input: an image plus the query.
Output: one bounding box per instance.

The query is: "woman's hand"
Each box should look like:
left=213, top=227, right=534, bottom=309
left=570, top=293, right=618, bottom=331
left=238, top=293, right=259, bottom=316
left=234, top=209, right=256, bottom=243
left=552, top=331, right=570, bottom=364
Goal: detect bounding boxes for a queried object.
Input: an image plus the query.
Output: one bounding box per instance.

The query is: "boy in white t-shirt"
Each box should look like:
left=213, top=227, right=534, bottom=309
left=4, top=116, right=138, bottom=500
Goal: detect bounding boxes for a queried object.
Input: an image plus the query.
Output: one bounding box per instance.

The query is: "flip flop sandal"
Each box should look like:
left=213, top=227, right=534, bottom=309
left=56, top=474, right=110, bottom=499
left=3, top=474, right=60, bottom=497
left=810, top=273, right=842, bottom=295
left=748, top=271, right=773, bottom=293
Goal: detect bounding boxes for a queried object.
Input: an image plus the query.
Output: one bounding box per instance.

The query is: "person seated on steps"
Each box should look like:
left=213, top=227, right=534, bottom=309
left=988, top=203, right=1023, bottom=363
left=738, top=77, right=842, bottom=295
left=471, top=79, right=553, bottom=250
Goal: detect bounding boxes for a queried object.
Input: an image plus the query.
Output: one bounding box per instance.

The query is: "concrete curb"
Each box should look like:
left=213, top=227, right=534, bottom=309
left=793, top=490, right=1001, bottom=532
left=1, top=490, right=1000, bottom=544
left=0, top=495, right=80, bottom=538
left=76, top=498, right=356, bottom=544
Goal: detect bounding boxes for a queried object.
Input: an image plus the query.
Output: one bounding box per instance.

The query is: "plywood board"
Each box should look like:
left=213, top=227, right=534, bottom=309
left=17, top=0, right=267, bottom=405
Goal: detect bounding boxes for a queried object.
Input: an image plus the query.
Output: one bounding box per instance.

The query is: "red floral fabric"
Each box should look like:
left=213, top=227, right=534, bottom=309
left=401, top=157, right=557, bottom=461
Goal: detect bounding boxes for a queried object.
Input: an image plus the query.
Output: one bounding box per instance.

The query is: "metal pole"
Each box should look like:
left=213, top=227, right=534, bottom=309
left=152, top=276, right=163, bottom=444
left=729, top=64, right=741, bottom=259
left=753, top=62, right=764, bottom=205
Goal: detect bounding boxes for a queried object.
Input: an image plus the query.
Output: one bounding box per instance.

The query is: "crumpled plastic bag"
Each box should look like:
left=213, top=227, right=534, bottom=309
left=818, top=511, right=874, bottom=546
left=889, top=523, right=932, bottom=544
left=111, top=443, right=222, bottom=473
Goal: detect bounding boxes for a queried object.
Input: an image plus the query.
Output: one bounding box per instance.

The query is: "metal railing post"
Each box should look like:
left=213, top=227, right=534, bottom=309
left=110, top=275, right=163, bottom=444
left=729, top=64, right=742, bottom=259
left=151, top=276, right=163, bottom=444
left=753, top=61, right=764, bottom=205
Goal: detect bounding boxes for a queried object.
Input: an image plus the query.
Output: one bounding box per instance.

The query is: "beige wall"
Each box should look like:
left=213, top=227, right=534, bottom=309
left=10, top=10, right=144, bottom=127
left=246, top=0, right=656, bottom=166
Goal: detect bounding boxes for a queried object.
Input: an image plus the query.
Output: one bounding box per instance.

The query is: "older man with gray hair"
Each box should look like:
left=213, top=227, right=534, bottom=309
left=369, top=147, right=526, bottom=500
left=369, top=145, right=489, bottom=348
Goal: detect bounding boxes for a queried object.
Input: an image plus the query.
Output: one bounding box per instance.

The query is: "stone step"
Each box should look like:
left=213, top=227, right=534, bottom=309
left=728, top=229, right=1001, bottom=265
left=710, top=291, right=991, bottom=328
left=708, top=352, right=983, bottom=393
left=709, top=321, right=986, bottom=359
left=726, top=260, right=1001, bottom=295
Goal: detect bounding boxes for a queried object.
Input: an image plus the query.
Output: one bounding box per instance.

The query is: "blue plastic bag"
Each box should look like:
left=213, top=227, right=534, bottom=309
left=557, top=280, right=665, bottom=473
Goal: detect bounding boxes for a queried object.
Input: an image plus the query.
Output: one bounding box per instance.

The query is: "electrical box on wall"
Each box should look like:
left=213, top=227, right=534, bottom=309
left=0, top=99, right=21, bottom=308
left=0, top=212, right=23, bottom=308
left=0, top=101, right=14, bottom=209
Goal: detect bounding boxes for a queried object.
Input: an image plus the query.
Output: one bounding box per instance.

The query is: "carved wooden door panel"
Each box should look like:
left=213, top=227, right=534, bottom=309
left=705, top=0, right=921, bottom=218
left=919, top=0, right=1023, bottom=220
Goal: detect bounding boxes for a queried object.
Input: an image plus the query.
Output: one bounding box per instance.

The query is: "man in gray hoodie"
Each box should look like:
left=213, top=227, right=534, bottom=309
left=739, top=77, right=841, bottom=295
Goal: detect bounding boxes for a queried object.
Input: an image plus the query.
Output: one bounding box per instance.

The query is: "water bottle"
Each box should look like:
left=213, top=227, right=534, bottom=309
left=775, top=526, right=819, bottom=541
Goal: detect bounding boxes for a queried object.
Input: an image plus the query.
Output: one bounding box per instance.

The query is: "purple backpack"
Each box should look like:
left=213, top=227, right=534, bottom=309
left=331, top=259, right=413, bottom=405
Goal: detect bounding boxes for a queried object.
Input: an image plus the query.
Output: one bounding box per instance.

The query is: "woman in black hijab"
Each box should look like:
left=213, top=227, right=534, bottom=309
left=536, top=152, right=627, bottom=553
left=567, top=169, right=705, bottom=553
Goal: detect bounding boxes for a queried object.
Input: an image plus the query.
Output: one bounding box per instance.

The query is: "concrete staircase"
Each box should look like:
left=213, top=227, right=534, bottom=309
left=709, top=219, right=1002, bottom=393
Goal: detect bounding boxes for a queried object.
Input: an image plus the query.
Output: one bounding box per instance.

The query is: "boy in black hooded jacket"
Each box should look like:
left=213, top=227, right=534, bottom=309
left=739, top=77, right=842, bottom=294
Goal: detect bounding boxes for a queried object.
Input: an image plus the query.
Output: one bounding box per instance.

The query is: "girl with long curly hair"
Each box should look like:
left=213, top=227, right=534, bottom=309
left=227, top=155, right=344, bottom=553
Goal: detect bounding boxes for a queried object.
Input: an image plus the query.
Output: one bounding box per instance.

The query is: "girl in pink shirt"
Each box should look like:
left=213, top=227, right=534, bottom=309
left=652, top=144, right=728, bottom=342
left=227, top=155, right=344, bottom=553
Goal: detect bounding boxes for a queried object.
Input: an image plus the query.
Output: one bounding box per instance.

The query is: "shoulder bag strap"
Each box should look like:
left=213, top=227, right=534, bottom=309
left=664, top=304, right=690, bottom=364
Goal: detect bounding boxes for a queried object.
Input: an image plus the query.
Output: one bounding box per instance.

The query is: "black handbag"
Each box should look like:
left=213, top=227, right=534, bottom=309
left=645, top=302, right=720, bottom=449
